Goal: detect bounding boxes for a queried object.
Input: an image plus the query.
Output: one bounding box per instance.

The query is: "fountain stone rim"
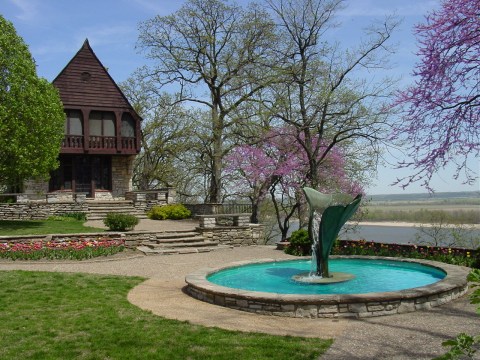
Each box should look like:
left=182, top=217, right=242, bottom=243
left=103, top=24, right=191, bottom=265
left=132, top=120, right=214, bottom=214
left=185, top=255, right=469, bottom=318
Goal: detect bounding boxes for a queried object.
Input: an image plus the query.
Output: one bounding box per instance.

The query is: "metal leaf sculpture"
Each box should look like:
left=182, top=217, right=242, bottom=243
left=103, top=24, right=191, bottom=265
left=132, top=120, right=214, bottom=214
left=303, top=187, right=362, bottom=278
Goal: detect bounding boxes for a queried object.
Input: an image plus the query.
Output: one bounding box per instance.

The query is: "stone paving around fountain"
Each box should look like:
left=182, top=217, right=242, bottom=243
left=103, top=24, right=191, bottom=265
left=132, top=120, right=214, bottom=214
left=0, top=245, right=477, bottom=360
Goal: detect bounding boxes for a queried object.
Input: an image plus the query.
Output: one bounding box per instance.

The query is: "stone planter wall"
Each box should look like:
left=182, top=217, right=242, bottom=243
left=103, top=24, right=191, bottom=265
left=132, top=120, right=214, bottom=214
left=0, top=231, right=155, bottom=250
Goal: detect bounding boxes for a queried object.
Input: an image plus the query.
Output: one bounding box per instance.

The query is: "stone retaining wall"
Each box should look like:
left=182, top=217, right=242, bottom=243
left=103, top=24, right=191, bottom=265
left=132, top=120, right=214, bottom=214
left=196, top=225, right=264, bottom=246
left=0, top=202, right=87, bottom=220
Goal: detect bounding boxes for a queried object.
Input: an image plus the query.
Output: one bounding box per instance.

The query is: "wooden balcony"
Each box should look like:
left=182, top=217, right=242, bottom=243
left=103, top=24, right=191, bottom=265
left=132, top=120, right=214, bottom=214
left=61, top=135, right=138, bottom=154
left=89, top=136, right=116, bottom=149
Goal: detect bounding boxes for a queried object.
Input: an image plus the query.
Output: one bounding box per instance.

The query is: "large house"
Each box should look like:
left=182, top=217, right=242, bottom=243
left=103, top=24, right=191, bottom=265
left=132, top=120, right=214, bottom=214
left=25, top=39, right=142, bottom=200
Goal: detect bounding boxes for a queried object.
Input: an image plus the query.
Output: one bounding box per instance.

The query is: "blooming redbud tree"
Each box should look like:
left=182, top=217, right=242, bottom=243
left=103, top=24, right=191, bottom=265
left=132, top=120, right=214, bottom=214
left=225, top=127, right=363, bottom=239
left=392, top=0, right=479, bottom=190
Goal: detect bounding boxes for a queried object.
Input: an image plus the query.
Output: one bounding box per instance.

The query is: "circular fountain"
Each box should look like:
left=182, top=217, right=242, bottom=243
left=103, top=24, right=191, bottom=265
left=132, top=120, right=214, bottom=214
left=185, top=256, right=468, bottom=318
left=185, top=188, right=469, bottom=318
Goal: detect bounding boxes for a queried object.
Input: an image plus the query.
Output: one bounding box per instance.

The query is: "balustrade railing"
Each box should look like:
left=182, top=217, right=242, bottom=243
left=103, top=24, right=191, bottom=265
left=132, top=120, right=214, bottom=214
left=62, top=135, right=83, bottom=149
left=121, top=137, right=136, bottom=150
left=89, top=136, right=116, bottom=149
left=61, top=136, right=136, bottom=151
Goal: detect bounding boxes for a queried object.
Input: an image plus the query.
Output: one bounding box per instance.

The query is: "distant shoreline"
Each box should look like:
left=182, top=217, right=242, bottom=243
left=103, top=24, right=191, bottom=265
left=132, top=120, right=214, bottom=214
left=354, top=221, right=480, bottom=229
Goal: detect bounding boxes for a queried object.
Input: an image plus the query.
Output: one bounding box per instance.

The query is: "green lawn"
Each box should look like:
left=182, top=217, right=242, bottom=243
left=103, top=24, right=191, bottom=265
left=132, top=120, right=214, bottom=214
left=0, top=271, right=331, bottom=360
left=0, top=219, right=104, bottom=236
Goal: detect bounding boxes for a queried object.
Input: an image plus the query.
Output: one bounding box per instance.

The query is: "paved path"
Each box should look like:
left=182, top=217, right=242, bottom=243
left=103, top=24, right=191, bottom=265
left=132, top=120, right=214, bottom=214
left=84, top=218, right=199, bottom=232
left=0, top=243, right=478, bottom=359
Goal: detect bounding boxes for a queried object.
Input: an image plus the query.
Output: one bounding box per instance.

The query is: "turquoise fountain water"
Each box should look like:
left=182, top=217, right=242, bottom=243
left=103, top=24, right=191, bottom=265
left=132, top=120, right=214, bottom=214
left=207, top=258, right=446, bottom=295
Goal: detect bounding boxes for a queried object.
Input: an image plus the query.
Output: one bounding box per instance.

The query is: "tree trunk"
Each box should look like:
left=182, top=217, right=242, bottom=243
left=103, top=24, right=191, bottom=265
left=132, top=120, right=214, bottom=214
left=208, top=104, right=223, bottom=204
left=250, top=200, right=259, bottom=224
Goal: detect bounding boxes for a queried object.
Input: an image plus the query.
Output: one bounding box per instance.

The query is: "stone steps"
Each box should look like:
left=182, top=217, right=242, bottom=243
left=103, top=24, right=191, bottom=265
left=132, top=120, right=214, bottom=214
left=136, top=246, right=222, bottom=255
left=86, top=201, right=147, bottom=220
left=137, top=230, right=223, bottom=255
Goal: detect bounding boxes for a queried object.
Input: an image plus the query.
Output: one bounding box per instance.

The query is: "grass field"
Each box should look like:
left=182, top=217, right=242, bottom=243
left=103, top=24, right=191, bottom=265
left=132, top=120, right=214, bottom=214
left=0, top=219, right=104, bottom=236
left=0, top=271, right=331, bottom=360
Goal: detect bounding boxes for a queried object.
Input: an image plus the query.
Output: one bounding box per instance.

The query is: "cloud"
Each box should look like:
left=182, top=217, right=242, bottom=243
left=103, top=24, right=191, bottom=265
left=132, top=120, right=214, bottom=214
left=9, top=0, right=38, bottom=21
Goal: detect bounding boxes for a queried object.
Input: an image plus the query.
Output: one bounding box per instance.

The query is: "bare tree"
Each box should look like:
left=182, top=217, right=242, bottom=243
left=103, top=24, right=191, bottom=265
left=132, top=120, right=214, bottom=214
left=120, top=78, right=195, bottom=192
left=136, top=0, right=278, bottom=203
left=266, top=0, right=399, bottom=190
left=259, top=0, right=399, bottom=240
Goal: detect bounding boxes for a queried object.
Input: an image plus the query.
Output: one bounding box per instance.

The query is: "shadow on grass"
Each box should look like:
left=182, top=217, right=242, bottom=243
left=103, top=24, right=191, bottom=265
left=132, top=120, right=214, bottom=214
left=0, top=220, right=105, bottom=236
left=0, top=220, right=43, bottom=230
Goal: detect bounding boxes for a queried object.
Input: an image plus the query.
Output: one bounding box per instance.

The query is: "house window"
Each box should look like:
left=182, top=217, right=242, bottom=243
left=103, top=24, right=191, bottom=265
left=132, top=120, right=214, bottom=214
left=121, top=113, right=135, bottom=137
left=65, top=110, right=83, bottom=135
left=89, top=111, right=115, bottom=136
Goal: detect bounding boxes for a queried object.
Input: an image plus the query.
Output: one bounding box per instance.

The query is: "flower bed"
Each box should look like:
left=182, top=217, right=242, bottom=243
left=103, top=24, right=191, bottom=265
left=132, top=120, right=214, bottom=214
left=333, top=240, right=478, bottom=268
left=0, top=238, right=125, bottom=261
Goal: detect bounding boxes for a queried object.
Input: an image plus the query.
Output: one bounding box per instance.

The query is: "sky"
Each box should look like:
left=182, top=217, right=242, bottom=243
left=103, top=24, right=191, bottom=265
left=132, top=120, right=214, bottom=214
left=1, top=0, right=479, bottom=196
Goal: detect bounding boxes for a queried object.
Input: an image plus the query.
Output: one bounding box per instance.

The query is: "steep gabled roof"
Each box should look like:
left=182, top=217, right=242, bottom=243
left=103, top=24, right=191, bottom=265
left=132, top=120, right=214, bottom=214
left=53, top=39, right=138, bottom=115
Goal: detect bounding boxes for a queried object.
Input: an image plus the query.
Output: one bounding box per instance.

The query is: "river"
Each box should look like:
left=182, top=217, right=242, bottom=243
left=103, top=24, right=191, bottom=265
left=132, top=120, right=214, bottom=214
left=269, top=222, right=480, bottom=248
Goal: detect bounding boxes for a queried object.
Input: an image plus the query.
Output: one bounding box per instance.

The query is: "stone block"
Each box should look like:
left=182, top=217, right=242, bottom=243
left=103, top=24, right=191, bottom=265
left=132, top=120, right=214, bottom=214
left=367, top=304, right=385, bottom=312
left=415, top=297, right=428, bottom=304
left=318, top=304, right=339, bottom=314
left=295, top=305, right=318, bottom=318
left=214, top=295, right=225, bottom=306
left=236, top=299, right=249, bottom=308
left=348, top=303, right=367, bottom=313
left=281, top=304, right=295, bottom=312
left=415, top=302, right=432, bottom=310
left=397, top=300, right=416, bottom=314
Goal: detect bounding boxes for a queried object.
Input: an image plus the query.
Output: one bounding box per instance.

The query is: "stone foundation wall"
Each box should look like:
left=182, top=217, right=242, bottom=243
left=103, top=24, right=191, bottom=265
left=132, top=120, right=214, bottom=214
left=111, top=155, right=135, bottom=199
left=23, top=179, right=49, bottom=194
left=0, top=202, right=87, bottom=220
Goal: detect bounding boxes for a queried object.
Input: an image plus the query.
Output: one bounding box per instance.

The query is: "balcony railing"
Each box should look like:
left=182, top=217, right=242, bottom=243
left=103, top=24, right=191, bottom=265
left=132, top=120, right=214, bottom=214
left=89, top=136, right=116, bottom=149
left=121, top=137, right=136, bottom=150
left=61, top=135, right=137, bottom=152
left=62, top=135, right=83, bottom=148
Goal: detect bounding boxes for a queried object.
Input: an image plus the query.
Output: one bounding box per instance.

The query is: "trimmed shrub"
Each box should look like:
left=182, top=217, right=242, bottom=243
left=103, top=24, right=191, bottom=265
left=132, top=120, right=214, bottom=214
left=103, top=213, right=139, bottom=231
left=147, top=204, right=191, bottom=220
left=284, top=229, right=312, bottom=256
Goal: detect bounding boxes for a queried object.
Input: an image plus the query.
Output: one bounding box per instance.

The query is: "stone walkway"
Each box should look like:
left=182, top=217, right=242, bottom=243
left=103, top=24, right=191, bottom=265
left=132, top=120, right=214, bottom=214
left=84, top=218, right=199, bottom=232
left=0, top=237, right=478, bottom=359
